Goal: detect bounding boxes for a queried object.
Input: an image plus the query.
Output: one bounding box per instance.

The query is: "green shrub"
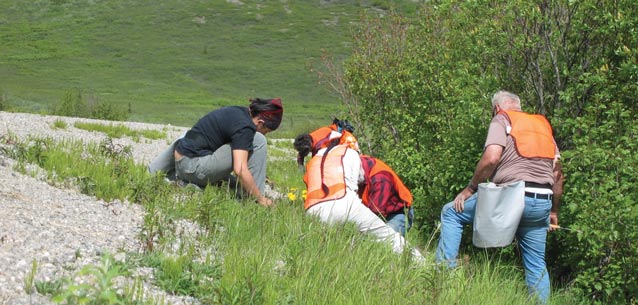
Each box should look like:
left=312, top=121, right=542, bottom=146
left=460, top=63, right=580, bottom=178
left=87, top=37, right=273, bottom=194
left=338, top=1, right=638, bottom=303
left=550, top=102, right=638, bottom=304
left=53, top=88, right=128, bottom=121
left=90, top=99, right=128, bottom=121
left=340, top=8, right=493, bottom=235
left=53, top=88, right=88, bottom=118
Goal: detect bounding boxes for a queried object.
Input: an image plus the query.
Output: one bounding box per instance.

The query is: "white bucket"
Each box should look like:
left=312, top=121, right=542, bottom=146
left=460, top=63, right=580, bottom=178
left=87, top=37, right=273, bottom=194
left=473, top=180, right=525, bottom=248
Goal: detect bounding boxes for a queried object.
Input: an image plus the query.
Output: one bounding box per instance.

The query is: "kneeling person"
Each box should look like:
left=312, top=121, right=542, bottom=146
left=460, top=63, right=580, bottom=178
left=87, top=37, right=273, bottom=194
left=149, top=98, right=283, bottom=207
left=359, top=155, right=414, bottom=236
left=294, top=124, right=424, bottom=260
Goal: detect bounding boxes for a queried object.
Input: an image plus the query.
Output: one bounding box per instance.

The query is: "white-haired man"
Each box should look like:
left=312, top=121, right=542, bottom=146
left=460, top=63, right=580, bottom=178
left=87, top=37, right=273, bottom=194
left=435, top=91, right=564, bottom=303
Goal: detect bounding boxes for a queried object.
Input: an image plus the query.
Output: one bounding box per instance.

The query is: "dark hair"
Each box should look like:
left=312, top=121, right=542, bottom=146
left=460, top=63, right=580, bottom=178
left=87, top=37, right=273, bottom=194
left=249, top=98, right=284, bottom=130
left=294, top=133, right=312, bottom=166
left=332, top=118, right=355, bottom=133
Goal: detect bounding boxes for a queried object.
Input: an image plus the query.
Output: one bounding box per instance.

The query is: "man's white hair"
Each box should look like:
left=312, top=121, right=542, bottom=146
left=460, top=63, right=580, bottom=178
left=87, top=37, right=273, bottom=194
left=491, top=90, right=521, bottom=108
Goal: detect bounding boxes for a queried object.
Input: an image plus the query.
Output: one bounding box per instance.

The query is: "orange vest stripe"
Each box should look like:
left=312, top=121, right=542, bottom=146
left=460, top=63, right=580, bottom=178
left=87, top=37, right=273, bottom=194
left=309, top=126, right=336, bottom=155
left=501, top=110, right=556, bottom=159
left=303, top=145, right=349, bottom=209
left=309, top=125, right=359, bottom=156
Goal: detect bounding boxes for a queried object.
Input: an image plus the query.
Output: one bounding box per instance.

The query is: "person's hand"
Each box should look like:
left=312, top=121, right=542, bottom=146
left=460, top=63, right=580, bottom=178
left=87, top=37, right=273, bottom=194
left=257, top=196, right=274, bottom=207
left=453, top=188, right=474, bottom=213
left=549, top=211, right=559, bottom=232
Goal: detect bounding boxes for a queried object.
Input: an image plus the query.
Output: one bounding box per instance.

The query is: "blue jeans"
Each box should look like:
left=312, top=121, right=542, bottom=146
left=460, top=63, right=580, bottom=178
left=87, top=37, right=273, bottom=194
left=385, top=207, right=414, bottom=236
left=435, top=193, right=551, bottom=303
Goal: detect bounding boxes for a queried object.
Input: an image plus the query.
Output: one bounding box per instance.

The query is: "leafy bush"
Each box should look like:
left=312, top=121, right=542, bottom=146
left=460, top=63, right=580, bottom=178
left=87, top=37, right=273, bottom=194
left=90, top=99, right=128, bottom=121
left=53, top=88, right=88, bottom=118
left=340, top=5, right=496, bottom=234
left=53, top=88, right=128, bottom=121
left=551, top=103, right=638, bottom=303
left=337, top=1, right=638, bottom=303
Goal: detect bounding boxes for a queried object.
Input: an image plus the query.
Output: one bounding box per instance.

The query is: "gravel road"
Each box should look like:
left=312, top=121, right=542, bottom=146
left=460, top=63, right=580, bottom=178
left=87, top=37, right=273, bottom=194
left=0, top=112, right=199, bottom=305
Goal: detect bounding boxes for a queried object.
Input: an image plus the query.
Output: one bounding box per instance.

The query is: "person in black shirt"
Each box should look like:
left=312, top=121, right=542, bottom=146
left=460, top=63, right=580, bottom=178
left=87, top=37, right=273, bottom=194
left=149, top=98, right=283, bottom=207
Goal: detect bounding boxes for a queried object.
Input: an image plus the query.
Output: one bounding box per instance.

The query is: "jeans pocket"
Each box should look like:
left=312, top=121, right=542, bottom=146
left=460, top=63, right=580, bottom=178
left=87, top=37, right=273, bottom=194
left=520, top=199, right=551, bottom=227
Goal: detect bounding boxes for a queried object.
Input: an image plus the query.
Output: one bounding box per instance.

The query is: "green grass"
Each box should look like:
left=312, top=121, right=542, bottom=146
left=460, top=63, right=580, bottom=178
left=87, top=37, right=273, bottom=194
left=73, top=121, right=166, bottom=140
left=0, top=0, right=421, bottom=135
left=0, top=134, right=590, bottom=305
left=51, top=119, right=67, bottom=129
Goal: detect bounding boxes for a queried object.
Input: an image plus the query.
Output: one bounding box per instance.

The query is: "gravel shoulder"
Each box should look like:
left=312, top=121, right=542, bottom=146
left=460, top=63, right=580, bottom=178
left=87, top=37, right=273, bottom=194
left=0, top=112, right=196, bottom=305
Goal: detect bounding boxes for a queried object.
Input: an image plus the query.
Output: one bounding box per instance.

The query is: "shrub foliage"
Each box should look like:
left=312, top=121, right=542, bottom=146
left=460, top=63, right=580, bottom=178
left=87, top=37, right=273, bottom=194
left=337, top=1, right=638, bottom=303
left=53, top=88, right=128, bottom=121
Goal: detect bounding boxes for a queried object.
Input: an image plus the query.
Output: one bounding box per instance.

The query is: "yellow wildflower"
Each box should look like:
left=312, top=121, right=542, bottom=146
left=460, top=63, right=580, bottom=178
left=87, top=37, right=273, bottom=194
left=287, top=192, right=297, bottom=201
left=288, top=188, right=298, bottom=201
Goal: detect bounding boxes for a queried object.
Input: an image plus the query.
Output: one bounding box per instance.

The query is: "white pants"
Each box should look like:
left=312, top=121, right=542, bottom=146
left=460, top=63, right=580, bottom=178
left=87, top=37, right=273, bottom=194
left=307, top=191, right=424, bottom=261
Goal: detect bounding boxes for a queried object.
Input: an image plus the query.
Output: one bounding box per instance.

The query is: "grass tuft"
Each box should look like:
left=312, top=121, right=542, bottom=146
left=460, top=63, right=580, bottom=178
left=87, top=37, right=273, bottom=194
left=73, top=122, right=165, bottom=140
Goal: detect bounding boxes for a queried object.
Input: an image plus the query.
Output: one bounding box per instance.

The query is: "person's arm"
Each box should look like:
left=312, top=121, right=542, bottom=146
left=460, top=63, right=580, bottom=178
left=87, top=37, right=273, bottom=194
left=232, top=149, right=272, bottom=207
left=453, top=144, right=503, bottom=212
left=549, top=159, right=564, bottom=231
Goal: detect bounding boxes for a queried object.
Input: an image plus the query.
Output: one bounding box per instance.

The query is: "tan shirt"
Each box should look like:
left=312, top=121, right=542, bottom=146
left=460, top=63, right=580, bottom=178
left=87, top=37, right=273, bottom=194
left=485, top=113, right=559, bottom=186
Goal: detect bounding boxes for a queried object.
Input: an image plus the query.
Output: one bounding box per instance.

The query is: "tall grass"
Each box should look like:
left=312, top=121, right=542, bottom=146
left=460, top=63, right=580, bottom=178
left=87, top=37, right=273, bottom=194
left=0, top=135, right=590, bottom=304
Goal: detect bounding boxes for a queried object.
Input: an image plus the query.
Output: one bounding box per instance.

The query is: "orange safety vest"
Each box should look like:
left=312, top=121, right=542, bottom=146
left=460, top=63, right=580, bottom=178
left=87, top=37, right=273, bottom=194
left=500, top=110, right=556, bottom=159
left=309, top=124, right=359, bottom=156
left=360, top=156, right=413, bottom=209
left=303, top=145, right=349, bottom=209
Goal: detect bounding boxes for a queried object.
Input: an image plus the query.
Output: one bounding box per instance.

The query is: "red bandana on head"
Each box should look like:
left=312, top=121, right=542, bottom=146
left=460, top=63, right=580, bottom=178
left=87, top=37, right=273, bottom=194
left=260, top=98, right=283, bottom=130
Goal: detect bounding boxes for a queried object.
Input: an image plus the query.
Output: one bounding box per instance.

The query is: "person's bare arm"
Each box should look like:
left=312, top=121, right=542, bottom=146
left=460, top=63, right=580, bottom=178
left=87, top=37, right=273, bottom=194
left=454, top=144, right=503, bottom=212
left=549, top=159, right=564, bottom=231
left=232, top=149, right=272, bottom=207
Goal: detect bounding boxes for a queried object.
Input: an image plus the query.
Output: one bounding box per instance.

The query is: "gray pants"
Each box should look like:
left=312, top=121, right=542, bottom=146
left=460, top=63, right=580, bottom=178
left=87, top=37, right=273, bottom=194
left=148, top=132, right=186, bottom=181
left=174, top=132, right=268, bottom=194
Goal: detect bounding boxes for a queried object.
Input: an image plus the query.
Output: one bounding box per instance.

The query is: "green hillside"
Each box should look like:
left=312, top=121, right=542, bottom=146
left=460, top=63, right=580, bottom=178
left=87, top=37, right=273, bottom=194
left=0, top=0, right=419, bottom=133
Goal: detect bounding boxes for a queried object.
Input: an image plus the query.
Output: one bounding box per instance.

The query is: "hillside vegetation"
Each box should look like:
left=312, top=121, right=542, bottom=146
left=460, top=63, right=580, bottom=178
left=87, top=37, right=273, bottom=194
left=0, top=0, right=418, bottom=134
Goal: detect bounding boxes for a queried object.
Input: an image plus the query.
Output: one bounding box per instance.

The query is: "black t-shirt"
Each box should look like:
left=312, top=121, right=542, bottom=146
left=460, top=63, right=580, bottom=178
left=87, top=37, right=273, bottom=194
left=175, top=106, right=256, bottom=157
